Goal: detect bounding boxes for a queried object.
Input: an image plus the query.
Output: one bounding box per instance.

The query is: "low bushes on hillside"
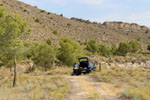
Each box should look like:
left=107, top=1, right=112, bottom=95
left=86, top=39, right=141, bottom=56
left=35, top=18, right=40, bottom=23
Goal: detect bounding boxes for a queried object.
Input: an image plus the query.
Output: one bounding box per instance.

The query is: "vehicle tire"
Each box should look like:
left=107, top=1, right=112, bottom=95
left=92, top=68, right=96, bottom=71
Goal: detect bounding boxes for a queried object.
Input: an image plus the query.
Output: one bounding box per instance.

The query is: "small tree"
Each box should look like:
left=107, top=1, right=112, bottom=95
left=0, top=8, right=30, bottom=86
left=97, top=44, right=110, bottom=56
left=32, top=43, right=56, bottom=71
left=57, top=37, right=82, bottom=66
left=129, top=40, right=140, bottom=53
left=86, top=39, right=98, bottom=54
left=117, top=42, right=130, bottom=56
left=111, top=44, right=117, bottom=55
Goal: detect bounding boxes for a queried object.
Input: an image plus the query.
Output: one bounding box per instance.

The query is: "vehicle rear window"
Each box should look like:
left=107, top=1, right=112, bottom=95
left=88, top=62, right=93, bottom=66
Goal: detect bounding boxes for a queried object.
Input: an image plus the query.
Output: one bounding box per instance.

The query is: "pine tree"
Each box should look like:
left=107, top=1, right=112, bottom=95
left=0, top=7, right=30, bottom=86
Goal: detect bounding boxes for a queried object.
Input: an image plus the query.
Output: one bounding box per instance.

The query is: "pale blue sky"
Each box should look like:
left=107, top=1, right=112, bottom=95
left=19, top=0, right=150, bottom=27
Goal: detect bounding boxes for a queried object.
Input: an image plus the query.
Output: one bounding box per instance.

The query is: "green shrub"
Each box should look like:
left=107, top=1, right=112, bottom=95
left=24, top=41, right=39, bottom=59
left=46, top=39, right=52, bottom=46
left=47, top=12, right=51, bottom=15
left=0, top=4, right=3, bottom=6
left=97, top=44, right=111, bottom=56
left=111, top=44, right=117, bottom=55
left=124, top=86, right=150, bottom=100
left=23, top=9, right=27, bottom=12
left=34, top=6, right=37, bottom=8
left=145, top=29, right=149, bottom=34
left=40, top=10, right=45, bottom=13
left=60, top=14, right=63, bottom=16
left=117, top=42, right=131, bottom=56
left=147, top=44, right=150, bottom=52
left=32, top=43, right=56, bottom=71
left=0, top=6, right=5, bottom=17
left=57, top=37, right=82, bottom=66
left=35, top=18, right=40, bottom=23
left=67, top=23, right=71, bottom=26
left=26, top=66, right=36, bottom=73
left=122, top=90, right=129, bottom=97
left=53, top=30, right=58, bottom=35
left=129, top=40, right=141, bottom=53
left=86, top=39, right=98, bottom=54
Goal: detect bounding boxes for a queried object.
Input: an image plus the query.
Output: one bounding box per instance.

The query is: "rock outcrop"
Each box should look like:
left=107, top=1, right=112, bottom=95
left=108, top=61, right=150, bottom=69
left=103, top=21, right=148, bottom=31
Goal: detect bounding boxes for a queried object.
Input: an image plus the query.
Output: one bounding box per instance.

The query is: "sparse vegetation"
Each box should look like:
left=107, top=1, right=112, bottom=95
left=90, top=66, right=150, bottom=100
left=0, top=74, right=69, bottom=100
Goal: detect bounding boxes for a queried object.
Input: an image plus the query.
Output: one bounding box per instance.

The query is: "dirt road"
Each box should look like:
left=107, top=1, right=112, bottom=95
left=62, top=76, right=90, bottom=100
left=63, top=75, right=125, bottom=100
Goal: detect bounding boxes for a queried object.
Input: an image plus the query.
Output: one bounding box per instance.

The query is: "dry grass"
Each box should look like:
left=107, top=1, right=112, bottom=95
left=122, top=86, right=150, bottom=100
left=0, top=73, right=69, bottom=100
left=80, top=78, right=102, bottom=100
left=90, top=66, right=150, bottom=100
left=47, top=67, right=73, bottom=75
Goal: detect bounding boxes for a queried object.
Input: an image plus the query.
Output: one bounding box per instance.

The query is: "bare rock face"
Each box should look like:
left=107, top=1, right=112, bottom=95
left=108, top=61, right=150, bottom=69
left=103, top=21, right=148, bottom=31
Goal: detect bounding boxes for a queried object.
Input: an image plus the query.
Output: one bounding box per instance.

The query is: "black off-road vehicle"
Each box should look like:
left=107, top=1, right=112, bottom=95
left=77, top=57, right=96, bottom=75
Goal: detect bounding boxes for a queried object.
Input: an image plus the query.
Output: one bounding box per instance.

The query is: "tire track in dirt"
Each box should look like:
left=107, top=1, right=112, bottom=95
left=84, top=76, right=128, bottom=100
left=62, top=76, right=90, bottom=100
left=63, top=75, right=126, bottom=100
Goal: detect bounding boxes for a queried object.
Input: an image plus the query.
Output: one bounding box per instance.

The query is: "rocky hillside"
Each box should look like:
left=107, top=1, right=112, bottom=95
left=0, top=0, right=150, bottom=47
left=103, top=21, right=148, bottom=31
